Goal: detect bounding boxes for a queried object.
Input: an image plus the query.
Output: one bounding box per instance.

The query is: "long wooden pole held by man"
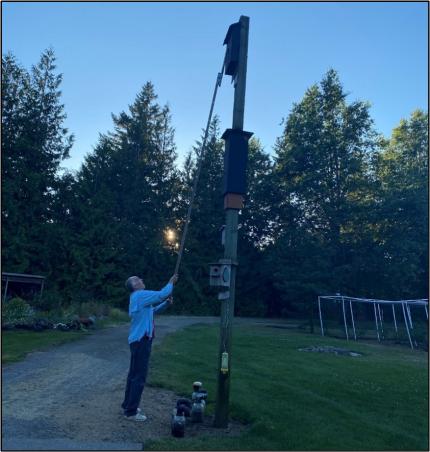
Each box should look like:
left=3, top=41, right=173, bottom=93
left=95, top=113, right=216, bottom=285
left=214, top=15, right=250, bottom=429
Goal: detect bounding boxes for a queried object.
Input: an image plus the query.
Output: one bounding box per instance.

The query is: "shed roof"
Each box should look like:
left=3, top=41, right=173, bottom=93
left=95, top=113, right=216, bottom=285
left=2, top=272, right=45, bottom=285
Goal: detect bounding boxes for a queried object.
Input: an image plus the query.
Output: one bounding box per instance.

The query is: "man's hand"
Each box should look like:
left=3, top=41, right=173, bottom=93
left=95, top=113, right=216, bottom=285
left=167, top=296, right=174, bottom=305
left=169, top=274, right=178, bottom=285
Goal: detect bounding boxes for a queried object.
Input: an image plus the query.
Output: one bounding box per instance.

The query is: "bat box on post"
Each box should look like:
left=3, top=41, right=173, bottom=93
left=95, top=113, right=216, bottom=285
left=222, top=128, right=253, bottom=196
left=223, top=22, right=241, bottom=77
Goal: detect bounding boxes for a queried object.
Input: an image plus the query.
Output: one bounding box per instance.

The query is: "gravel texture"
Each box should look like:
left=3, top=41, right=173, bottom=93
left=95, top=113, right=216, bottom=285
left=2, top=316, right=256, bottom=450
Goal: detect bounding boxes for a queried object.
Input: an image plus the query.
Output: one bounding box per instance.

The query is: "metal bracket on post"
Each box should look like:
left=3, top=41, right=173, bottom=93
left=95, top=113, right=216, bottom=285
left=220, top=225, right=226, bottom=246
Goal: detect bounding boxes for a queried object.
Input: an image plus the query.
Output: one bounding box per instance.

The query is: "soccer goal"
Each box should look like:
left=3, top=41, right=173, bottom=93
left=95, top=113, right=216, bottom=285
left=317, top=295, right=428, bottom=350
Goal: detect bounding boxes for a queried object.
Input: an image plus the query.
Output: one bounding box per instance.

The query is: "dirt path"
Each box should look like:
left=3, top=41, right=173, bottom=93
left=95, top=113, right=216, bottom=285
left=2, top=315, right=275, bottom=450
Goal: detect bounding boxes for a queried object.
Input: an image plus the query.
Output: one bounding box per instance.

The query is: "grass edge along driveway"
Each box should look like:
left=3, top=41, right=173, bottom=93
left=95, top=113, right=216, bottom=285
left=146, top=323, right=428, bottom=451
left=2, top=316, right=128, bottom=365
left=2, top=329, right=90, bottom=364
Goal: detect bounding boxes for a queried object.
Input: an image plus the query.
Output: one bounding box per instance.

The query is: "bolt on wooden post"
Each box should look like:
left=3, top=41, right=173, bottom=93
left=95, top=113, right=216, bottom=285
left=214, top=15, right=252, bottom=429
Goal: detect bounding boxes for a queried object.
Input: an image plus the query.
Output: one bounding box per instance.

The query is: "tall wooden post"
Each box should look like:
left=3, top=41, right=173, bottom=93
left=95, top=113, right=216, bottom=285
left=214, top=15, right=250, bottom=428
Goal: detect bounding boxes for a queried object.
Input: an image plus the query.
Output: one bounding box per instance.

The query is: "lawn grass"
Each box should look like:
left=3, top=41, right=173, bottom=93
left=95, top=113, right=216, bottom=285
left=147, top=323, right=429, bottom=451
left=1, top=329, right=89, bottom=364
left=1, top=310, right=129, bottom=365
left=319, top=318, right=428, bottom=348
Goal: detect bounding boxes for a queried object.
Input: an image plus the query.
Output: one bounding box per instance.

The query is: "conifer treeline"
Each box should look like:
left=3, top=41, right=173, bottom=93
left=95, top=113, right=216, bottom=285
left=2, top=51, right=428, bottom=316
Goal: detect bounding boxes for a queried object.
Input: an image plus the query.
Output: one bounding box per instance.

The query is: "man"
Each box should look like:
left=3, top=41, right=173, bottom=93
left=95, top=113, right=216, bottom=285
left=121, top=273, right=178, bottom=421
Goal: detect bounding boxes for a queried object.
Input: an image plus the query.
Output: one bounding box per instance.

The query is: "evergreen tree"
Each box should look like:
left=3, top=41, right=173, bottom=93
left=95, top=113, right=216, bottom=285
left=1, top=50, right=73, bottom=276
left=269, top=69, right=378, bottom=315
left=45, top=171, right=81, bottom=305
left=240, top=138, right=276, bottom=248
left=4, top=49, right=425, bottom=319
left=71, top=83, right=180, bottom=307
left=374, top=110, right=428, bottom=298
left=173, top=117, right=225, bottom=314
left=236, top=138, right=276, bottom=316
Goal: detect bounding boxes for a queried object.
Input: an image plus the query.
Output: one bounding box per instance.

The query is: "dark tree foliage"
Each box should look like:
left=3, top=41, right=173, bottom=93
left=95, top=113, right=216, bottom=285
left=2, top=51, right=427, bottom=318
left=2, top=50, right=73, bottom=277
left=172, top=117, right=225, bottom=314
left=373, top=110, right=428, bottom=298
left=268, top=69, right=380, bottom=315
left=236, top=138, right=276, bottom=316
left=69, top=83, right=180, bottom=307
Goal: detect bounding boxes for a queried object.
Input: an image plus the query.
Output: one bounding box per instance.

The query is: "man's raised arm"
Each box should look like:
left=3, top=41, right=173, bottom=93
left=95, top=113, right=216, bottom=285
left=137, top=274, right=178, bottom=307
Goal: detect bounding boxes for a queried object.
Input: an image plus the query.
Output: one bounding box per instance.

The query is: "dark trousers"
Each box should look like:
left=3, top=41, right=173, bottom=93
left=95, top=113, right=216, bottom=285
left=121, top=336, right=153, bottom=416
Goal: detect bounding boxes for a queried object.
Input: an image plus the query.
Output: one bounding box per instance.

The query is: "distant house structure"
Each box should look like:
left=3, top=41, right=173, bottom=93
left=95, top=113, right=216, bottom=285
left=1, top=272, right=45, bottom=303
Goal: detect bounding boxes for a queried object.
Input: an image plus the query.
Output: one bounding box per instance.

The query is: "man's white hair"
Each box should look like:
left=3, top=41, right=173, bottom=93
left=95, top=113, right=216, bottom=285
left=125, top=276, right=140, bottom=292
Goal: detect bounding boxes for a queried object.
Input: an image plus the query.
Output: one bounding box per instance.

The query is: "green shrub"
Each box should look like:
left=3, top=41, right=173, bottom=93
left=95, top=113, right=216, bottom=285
left=37, top=309, right=67, bottom=323
left=61, top=305, right=80, bottom=322
left=2, top=297, right=35, bottom=326
left=109, top=307, right=129, bottom=322
left=34, top=291, right=62, bottom=311
left=78, top=301, right=110, bottom=318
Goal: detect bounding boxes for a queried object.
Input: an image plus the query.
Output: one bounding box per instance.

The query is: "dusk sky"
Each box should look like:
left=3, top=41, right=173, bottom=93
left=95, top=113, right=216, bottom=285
left=2, top=2, right=428, bottom=172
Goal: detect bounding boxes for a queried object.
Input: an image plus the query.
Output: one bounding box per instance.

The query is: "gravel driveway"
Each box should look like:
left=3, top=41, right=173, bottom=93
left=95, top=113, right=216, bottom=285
left=2, top=315, right=257, bottom=450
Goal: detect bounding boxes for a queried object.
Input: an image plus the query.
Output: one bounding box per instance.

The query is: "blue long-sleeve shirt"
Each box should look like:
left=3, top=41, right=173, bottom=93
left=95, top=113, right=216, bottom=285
left=128, top=282, right=173, bottom=344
